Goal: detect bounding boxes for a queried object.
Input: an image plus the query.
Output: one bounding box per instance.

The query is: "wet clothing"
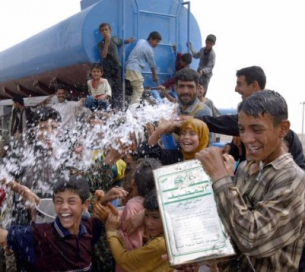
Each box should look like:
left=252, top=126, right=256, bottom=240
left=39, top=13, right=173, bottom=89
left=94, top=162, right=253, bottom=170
left=7, top=217, right=103, bottom=272
left=215, top=154, right=305, bottom=271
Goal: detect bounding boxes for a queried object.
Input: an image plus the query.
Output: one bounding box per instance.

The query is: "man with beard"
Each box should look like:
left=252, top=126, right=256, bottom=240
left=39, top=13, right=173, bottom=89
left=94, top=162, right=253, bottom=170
left=175, top=68, right=212, bottom=118
left=145, top=68, right=212, bottom=165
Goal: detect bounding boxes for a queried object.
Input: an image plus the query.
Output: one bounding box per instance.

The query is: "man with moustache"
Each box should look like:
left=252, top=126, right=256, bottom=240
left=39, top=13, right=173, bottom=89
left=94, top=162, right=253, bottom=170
left=175, top=68, right=212, bottom=118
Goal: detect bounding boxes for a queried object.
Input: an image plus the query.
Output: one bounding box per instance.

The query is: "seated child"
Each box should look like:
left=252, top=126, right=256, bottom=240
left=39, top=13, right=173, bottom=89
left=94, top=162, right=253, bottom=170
left=117, top=158, right=162, bottom=272
left=106, top=190, right=174, bottom=272
left=85, top=63, right=112, bottom=111
left=0, top=175, right=106, bottom=272
left=180, top=118, right=209, bottom=160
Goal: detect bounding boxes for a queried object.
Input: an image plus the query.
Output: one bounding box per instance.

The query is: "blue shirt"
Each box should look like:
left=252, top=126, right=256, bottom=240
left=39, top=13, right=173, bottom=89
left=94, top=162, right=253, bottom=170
left=126, top=39, right=156, bottom=72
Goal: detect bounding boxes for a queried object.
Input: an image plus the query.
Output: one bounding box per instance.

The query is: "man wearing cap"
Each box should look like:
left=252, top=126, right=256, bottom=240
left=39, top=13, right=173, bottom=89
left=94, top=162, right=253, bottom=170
left=187, top=34, right=216, bottom=92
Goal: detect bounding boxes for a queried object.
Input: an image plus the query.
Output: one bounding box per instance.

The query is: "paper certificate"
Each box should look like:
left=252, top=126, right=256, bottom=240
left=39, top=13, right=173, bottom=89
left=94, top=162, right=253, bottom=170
left=154, top=159, right=235, bottom=267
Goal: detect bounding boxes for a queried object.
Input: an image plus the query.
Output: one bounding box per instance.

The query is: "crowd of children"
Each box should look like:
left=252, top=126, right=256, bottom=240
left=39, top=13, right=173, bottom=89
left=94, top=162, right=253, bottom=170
left=1, top=20, right=305, bottom=272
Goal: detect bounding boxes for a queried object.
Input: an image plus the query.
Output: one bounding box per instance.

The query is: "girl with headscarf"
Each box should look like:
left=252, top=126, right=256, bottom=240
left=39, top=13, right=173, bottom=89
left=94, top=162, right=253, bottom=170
left=180, top=118, right=209, bottom=160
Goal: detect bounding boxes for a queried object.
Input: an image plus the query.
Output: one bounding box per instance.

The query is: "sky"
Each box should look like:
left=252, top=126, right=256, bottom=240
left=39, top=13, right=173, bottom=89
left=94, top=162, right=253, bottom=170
left=0, top=0, right=305, bottom=133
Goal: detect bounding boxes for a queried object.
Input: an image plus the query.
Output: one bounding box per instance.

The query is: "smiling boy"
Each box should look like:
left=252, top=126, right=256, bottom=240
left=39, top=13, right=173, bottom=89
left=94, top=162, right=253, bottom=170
left=0, top=175, right=104, bottom=272
left=196, top=91, right=305, bottom=271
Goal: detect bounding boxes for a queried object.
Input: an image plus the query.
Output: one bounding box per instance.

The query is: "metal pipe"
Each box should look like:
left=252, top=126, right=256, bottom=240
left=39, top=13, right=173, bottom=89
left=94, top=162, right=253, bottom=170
left=122, top=0, right=126, bottom=111
left=182, top=1, right=191, bottom=53
left=138, top=10, right=177, bottom=18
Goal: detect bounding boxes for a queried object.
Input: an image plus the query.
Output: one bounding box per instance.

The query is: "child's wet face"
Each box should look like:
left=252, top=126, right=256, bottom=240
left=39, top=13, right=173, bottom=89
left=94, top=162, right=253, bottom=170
left=54, top=190, right=88, bottom=235
left=180, top=128, right=199, bottom=154
left=91, top=68, right=103, bottom=80
left=144, top=210, right=163, bottom=238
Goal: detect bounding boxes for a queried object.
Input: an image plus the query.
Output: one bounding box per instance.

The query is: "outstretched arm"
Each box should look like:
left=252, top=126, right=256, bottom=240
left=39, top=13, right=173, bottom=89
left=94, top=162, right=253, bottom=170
left=1, top=179, right=40, bottom=206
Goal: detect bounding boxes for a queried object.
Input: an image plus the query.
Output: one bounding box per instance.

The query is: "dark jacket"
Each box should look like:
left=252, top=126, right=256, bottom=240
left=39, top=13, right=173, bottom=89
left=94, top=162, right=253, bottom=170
left=10, top=107, right=34, bottom=136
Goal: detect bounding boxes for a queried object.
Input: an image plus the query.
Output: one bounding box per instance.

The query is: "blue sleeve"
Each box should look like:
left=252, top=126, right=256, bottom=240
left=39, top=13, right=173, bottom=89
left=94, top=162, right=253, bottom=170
left=7, top=225, right=35, bottom=265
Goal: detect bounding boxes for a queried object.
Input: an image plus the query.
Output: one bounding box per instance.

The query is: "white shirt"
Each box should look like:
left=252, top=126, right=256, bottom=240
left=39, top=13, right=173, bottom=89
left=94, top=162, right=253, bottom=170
left=52, top=100, right=82, bottom=129
left=87, top=78, right=112, bottom=97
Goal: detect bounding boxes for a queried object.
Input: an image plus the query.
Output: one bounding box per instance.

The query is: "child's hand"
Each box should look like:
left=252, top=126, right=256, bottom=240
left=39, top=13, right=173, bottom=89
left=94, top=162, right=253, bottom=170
left=106, top=213, right=121, bottom=231
left=104, top=144, right=128, bottom=165
left=146, top=123, right=156, bottom=137
left=223, top=153, right=235, bottom=176
left=93, top=201, right=118, bottom=223
left=94, top=190, right=105, bottom=202
left=100, top=187, right=128, bottom=205
left=104, top=32, right=111, bottom=42
left=156, top=118, right=174, bottom=134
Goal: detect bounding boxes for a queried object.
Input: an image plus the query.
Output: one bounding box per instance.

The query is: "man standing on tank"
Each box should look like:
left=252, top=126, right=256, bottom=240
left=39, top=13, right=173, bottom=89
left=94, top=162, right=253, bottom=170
left=98, top=22, right=134, bottom=110
left=187, top=34, right=216, bottom=92
left=125, top=31, right=162, bottom=105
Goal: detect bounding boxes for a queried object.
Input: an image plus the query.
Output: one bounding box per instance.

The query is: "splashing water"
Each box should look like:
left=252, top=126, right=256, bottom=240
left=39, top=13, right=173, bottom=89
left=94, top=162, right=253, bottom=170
left=0, top=99, right=177, bottom=224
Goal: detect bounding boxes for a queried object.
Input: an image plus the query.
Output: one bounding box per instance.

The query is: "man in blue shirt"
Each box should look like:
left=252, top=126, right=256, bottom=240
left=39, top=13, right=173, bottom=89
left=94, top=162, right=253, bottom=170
left=125, top=31, right=161, bottom=105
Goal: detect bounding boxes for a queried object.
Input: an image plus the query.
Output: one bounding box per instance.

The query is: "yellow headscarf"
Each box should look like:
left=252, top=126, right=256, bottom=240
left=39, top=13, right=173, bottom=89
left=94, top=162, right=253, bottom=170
left=180, top=118, right=209, bottom=160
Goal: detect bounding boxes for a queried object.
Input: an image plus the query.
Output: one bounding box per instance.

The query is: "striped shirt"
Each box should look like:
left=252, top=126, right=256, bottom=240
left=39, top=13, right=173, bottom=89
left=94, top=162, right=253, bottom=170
left=213, top=153, right=305, bottom=272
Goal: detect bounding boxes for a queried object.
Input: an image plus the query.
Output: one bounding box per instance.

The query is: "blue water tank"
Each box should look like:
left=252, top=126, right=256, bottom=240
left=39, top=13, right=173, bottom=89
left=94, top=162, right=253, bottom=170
left=0, top=0, right=202, bottom=98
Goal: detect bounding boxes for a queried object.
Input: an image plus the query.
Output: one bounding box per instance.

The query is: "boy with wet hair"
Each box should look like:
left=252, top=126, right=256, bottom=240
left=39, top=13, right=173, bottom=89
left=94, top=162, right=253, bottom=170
left=196, top=90, right=305, bottom=271
left=0, top=175, right=105, bottom=272
left=106, top=190, right=173, bottom=272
